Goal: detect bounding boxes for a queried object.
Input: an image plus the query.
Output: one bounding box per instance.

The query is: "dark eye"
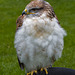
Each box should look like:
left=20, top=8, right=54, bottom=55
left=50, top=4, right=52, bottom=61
left=30, top=7, right=43, bottom=12
left=32, top=8, right=36, bottom=11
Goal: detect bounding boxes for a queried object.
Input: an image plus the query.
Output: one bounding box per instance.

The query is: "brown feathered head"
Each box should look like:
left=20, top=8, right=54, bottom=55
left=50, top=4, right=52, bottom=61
left=22, top=0, right=55, bottom=18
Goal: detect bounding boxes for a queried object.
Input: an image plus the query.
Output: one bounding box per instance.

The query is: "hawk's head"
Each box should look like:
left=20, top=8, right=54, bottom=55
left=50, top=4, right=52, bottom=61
left=22, top=0, right=55, bottom=18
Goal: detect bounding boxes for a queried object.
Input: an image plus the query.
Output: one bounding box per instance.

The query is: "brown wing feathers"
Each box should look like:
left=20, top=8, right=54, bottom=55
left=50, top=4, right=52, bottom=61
left=16, top=15, right=25, bottom=30
left=16, top=15, right=25, bottom=70
left=18, top=57, right=24, bottom=70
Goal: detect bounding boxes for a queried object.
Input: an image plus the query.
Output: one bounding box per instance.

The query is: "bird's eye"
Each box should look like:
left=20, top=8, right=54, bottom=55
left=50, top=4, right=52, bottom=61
left=31, top=8, right=37, bottom=11
left=30, top=7, right=43, bottom=12
left=32, top=9, right=36, bottom=11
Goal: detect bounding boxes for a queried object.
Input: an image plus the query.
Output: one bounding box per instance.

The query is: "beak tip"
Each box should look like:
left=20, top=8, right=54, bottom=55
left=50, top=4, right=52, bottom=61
left=22, top=10, right=26, bottom=16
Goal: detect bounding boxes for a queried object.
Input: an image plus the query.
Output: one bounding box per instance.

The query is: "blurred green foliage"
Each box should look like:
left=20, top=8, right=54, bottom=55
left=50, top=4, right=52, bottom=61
left=0, top=0, right=75, bottom=75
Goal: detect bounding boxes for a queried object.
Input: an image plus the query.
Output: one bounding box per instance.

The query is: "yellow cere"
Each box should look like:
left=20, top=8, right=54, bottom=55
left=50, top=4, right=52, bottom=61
left=25, top=9, right=27, bottom=12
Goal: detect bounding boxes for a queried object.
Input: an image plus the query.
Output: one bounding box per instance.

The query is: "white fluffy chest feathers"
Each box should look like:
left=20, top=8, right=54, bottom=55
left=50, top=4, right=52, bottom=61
left=15, top=13, right=66, bottom=52
left=15, top=14, right=66, bottom=72
left=22, top=14, right=55, bottom=38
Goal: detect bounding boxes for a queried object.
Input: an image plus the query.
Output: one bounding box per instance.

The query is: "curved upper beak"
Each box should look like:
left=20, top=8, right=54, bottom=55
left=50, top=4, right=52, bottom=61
left=22, top=9, right=28, bottom=16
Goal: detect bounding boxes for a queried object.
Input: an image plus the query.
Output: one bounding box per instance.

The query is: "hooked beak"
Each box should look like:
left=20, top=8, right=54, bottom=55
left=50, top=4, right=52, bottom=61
left=22, top=9, right=35, bottom=16
left=22, top=9, right=27, bottom=16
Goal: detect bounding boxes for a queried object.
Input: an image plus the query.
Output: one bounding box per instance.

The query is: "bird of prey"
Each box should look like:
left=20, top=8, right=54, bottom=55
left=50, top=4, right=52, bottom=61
left=14, top=0, right=66, bottom=75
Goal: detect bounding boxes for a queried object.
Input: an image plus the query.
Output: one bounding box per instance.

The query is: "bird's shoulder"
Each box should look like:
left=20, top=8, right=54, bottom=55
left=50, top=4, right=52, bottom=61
left=46, top=3, right=60, bottom=24
left=16, top=15, right=25, bottom=30
left=50, top=6, right=60, bottom=24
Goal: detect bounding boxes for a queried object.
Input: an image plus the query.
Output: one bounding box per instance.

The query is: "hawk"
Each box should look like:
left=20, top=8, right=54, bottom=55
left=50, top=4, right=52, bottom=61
left=14, top=0, right=66, bottom=74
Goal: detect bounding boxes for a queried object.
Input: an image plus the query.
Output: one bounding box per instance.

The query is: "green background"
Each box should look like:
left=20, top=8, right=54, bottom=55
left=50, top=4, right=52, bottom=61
left=0, top=0, right=75, bottom=75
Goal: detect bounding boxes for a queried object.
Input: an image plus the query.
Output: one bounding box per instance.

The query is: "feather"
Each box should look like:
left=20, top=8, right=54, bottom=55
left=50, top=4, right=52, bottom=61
left=17, top=57, right=24, bottom=70
left=16, top=15, right=25, bottom=30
